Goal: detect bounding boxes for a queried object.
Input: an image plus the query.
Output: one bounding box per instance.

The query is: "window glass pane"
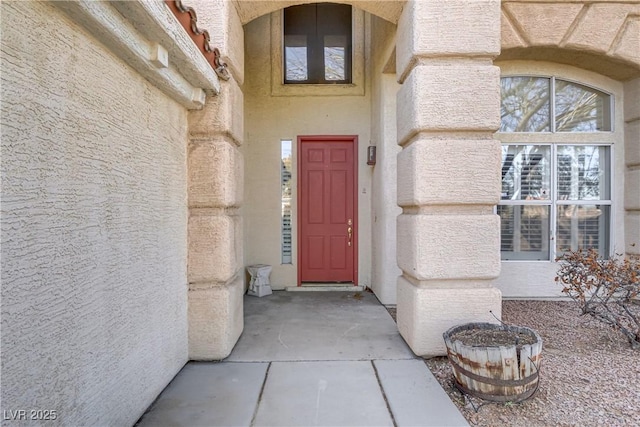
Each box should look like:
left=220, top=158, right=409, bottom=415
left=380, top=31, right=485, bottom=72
left=284, top=3, right=351, bottom=84
left=555, top=80, right=611, bottom=132
left=281, top=140, right=293, bottom=264
left=284, top=35, right=308, bottom=81
left=500, top=77, right=551, bottom=132
left=324, top=35, right=346, bottom=81
left=557, top=145, right=610, bottom=200
left=499, top=205, right=550, bottom=260
left=501, top=145, right=551, bottom=201
left=556, top=205, right=610, bottom=256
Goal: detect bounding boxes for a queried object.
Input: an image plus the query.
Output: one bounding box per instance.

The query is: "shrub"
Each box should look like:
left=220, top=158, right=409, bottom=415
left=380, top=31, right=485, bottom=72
left=556, top=249, right=640, bottom=349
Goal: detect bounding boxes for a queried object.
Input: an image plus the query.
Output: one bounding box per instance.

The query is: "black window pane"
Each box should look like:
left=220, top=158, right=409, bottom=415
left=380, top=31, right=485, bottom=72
left=284, top=3, right=351, bottom=84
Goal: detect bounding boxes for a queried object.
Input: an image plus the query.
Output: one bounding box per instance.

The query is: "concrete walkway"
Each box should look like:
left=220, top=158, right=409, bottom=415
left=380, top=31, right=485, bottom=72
left=137, top=291, right=468, bottom=427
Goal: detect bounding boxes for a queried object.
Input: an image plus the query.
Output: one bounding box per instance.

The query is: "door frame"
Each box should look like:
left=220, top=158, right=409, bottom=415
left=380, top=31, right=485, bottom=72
left=297, top=135, right=359, bottom=286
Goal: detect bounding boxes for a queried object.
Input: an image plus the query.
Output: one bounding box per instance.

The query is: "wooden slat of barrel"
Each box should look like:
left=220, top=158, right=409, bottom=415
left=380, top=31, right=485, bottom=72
left=486, top=345, right=504, bottom=396
left=500, top=345, right=518, bottom=384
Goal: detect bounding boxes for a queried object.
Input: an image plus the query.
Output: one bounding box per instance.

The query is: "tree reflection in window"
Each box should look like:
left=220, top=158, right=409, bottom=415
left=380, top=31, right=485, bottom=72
left=555, top=81, right=611, bottom=131
left=500, top=77, right=611, bottom=133
left=501, top=77, right=550, bottom=132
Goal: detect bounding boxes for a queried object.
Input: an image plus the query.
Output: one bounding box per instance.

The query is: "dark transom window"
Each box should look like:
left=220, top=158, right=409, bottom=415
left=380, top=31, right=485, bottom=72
left=283, top=3, right=352, bottom=84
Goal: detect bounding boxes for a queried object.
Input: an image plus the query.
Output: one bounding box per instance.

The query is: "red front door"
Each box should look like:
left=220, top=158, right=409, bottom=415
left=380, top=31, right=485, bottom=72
left=298, top=136, right=357, bottom=284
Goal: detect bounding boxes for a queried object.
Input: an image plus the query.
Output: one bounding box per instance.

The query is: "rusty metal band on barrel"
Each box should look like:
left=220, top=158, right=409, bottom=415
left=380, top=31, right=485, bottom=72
left=454, top=381, right=537, bottom=403
left=450, top=358, right=539, bottom=387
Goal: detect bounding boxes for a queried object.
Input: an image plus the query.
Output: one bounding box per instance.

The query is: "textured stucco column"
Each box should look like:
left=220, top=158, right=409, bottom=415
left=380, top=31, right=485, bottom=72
left=624, top=78, right=640, bottom=257
left=186, top=2, right=245, bottom=360
left=395, top=0, right=503, bottom=357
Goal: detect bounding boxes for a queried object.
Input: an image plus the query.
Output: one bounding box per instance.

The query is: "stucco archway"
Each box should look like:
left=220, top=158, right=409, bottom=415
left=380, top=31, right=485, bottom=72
left=233, top=0, right=405, bottom=25
left=186, top=0, right=403, bottom=360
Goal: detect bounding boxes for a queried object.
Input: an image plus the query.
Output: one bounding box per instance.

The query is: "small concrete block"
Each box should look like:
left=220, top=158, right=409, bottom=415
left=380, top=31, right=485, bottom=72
left=397, top=138, right=501, bottom=206
left=188, top=214, right=238, bottom=283
left=374, top=359, right=469, bottom=427
left=189, top=78, right=243, bottom=144
left=565, top=4, right=635, bottom=54
left=397, top=64, right=501, bottom=144
left=137, top=362, right=267, bottom=427
left=397, top=0, right=501, bottom=78
left=188, top=138, right=243, bottom=208
left=247, top=264, right=273, bottom=297
left=191, top=88, right=206, bottom=108
left=150, top=43, right=168, bottom=68
left=253, top=361, right=393, bottom=427
left=397, top=213, right=501, bottom=280
left=188, top=277, right=244, bottom=360
left=504, top=2, right=583, bottom=47
left=612, top=18, right=640, bottom=66
left=397, top=277, right=502, bottom=357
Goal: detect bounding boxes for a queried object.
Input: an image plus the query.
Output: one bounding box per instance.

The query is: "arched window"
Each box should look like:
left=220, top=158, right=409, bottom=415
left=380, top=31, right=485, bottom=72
left=498, top=76, right=613, bottom=261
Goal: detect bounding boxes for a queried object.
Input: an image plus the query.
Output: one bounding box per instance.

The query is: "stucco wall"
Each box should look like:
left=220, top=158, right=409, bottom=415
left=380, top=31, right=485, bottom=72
left=370, top=16, right=401, bottom=305
left=1, top=2, right=188, bottom=425
left=243, top=13, right=373, bottom=289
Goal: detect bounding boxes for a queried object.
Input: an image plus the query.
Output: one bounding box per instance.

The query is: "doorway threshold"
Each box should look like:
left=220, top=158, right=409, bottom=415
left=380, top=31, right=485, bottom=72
left=286, top=284, right=364, bottom=292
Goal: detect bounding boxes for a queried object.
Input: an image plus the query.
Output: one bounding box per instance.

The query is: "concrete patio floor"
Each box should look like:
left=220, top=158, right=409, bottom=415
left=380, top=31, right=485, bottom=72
left=136, top=291, right=468, bottom=427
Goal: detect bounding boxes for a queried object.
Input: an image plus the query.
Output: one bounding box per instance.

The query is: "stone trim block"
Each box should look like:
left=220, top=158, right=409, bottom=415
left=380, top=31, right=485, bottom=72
left=503, top=3, right=583, bottom=47
left=625, top=120, right=640, bottom=167
left=188, top=275, right=244, bottom=360
left=188, top=214, right=240, bottom=283
left=397, top=139, right=501, bottom=207
left=624, top=169, right=640, bottom=210
left=565, top=4, right=636, bottom=55
left=501, top=9, right=526, bottom=50
left=189, top=78, right=243, bottom=144
left=397, top=213, right=500, bottom=280
left=397, top=65, right=500, bottom=144
left=397, top=277, right=502, bottom=357
left=189, top=139, right=243, bottom=208
left=625, top=212, right=640, bottom=256
left=612, top=17, right=640, bottom=66
left=397, top=0, right=501, bottom=79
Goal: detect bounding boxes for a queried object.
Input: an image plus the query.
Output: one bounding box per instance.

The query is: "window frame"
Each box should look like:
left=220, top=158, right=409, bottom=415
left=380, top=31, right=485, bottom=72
left=500, top=74, right=615, bottom=134
left=497, top=73, right=616, bottom=262
left=498, top=143, right=614, bottom=261
left=283, top=3, right=353, bottom=85
left=270, top=8, right=365, bottom=97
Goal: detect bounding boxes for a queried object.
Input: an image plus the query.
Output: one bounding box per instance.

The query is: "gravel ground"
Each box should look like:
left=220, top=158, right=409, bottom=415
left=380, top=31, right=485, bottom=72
left=388, top=301, right=640, bottom=426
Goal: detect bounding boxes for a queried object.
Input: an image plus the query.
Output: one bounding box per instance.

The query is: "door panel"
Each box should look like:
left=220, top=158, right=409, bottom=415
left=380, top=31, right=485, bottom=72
left=299, top=136, right=357, bottom=283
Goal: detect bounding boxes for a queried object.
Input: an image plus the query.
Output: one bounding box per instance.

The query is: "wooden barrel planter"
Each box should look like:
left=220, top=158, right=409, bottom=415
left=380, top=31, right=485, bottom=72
left=443, top=322, right=543, bottom=402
